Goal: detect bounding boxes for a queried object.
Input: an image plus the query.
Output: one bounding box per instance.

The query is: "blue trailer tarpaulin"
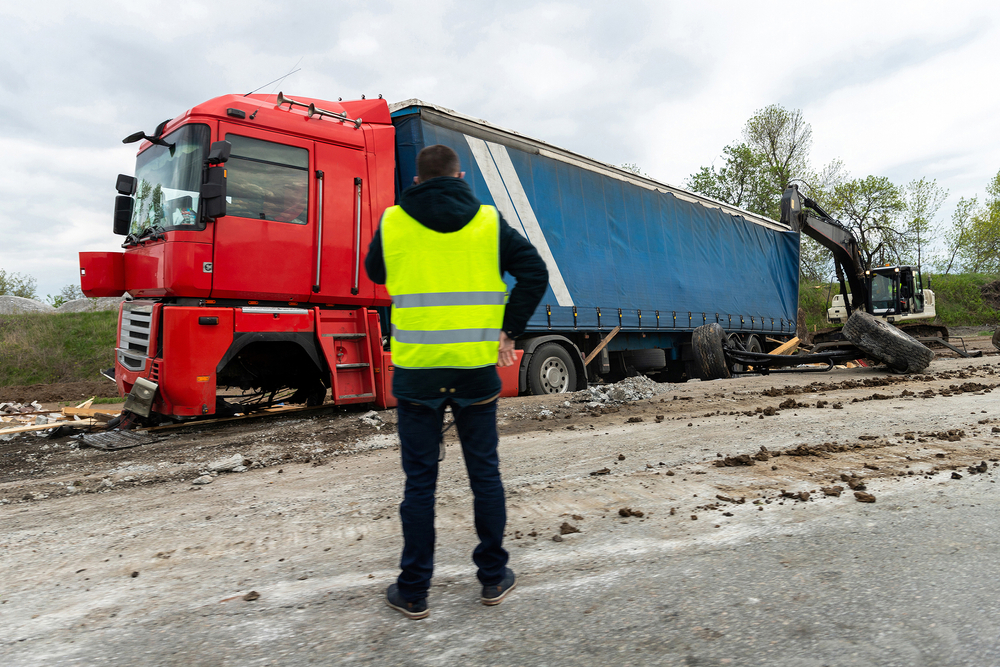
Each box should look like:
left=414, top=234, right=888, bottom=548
left=391, top=106, right=800, bottom=335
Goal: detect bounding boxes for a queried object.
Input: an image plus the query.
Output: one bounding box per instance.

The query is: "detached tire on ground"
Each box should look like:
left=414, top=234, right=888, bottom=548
left=842, top=310, right=934, bottom=373
left=527, top=343, right=577, bottom=394
left=692, top=323, right=731, bottom=380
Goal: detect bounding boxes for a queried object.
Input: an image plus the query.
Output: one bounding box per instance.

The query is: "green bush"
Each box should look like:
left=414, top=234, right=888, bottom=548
left=798, top=280, right=838, bottom=330
left=924, top=273, right=1000, bottom=327
left=0, top=311, right=117, bottom=386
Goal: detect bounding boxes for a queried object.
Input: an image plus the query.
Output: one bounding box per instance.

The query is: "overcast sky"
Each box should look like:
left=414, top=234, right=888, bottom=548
left=2, top=0, right=998, bottom=299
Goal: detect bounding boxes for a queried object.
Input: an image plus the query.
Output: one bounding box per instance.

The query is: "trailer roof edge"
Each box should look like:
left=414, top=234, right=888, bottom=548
left=389, top=99, right=789, bottom=233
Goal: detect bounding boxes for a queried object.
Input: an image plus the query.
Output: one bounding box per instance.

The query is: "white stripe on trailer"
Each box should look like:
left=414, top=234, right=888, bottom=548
left=465, top=135, right=575, bottom=308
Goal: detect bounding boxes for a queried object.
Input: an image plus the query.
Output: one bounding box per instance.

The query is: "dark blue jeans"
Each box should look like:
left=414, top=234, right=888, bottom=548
left=395, top=399, right=508, bottom=602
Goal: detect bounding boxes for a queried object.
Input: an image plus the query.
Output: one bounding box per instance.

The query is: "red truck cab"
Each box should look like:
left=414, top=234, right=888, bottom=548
left=79, top=94, right=504, bottom=421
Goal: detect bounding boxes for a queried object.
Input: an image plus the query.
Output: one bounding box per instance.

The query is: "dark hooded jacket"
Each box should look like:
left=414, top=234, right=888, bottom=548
left=365, top=176, right=548, bottom=407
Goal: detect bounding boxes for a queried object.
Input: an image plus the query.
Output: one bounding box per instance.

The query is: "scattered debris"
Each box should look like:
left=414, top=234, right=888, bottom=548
left=589, top=467, right=611, bottom=476
left=359, top=411, right=384, bottom=429
left=821, top=486, right=844, bottom=497
left=618, top=508, right=644, bottom=518
left=854, top=491, right=876, bottom=503
left=243, top=591, right=261, bottom=601
left=559, top=522, right=580, bottom=535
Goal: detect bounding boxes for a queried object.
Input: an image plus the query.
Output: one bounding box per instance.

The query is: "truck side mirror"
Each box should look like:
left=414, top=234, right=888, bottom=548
left=116, top=174, right=137, bottom=196
left=113, top=195, right=134, bottom=235
left=201, top=166, right=227, bottom=220
left=207, top=140, right=231, bottom=165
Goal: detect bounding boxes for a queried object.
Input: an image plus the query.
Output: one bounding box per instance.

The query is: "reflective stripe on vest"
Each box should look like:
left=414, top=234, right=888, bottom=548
left=382, top=204, right=507, bottom=369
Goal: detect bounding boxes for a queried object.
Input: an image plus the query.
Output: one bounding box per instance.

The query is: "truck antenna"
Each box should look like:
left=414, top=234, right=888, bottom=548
left=245, top=58, right=303, bottom=121
left=245, top=58, right=303, bottom=96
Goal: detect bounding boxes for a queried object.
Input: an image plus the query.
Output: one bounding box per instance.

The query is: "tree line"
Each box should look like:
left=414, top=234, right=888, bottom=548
left=0, top=270, right=84, bottom=307
left=685, top=104, right=1000, bottom=279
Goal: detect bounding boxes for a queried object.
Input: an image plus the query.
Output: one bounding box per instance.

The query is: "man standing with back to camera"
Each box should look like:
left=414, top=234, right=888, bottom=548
left=365, top=144, right=547, bottom=619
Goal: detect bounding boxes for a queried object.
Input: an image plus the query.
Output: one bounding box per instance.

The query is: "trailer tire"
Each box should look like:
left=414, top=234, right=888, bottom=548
left=842, top=310, right=934, bottom=373
left=527, top=343, right=577, bottom=394
left=692, top=323, right=731, bottom=380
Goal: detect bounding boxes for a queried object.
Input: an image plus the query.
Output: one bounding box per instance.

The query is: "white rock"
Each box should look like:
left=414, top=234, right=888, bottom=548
left=359, top=411, right=384, bottom=429
left=232, top=465, right=248, bottom=473
left=207, top=453, right=247, bottom=472
left=192, top=475, right=214, bottom=485
left=0, top=296, right=55, bottom=314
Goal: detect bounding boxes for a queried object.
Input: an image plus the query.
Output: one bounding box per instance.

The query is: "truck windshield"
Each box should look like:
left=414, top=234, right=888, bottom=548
left=130, top=124, right=210, bottom=236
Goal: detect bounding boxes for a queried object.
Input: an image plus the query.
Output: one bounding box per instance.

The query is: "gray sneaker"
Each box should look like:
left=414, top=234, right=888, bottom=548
left=385, top=584, right=429, bottom=620
left=480, top=568, right=516, bottom=606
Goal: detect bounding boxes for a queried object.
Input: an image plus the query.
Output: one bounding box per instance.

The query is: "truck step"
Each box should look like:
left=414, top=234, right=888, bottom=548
left=324, top=333, right=367, bottom=339
left=336, top=363, right=370, bottom=369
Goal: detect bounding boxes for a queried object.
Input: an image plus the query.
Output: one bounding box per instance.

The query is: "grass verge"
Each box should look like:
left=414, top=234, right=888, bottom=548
left=0, top=311, right=117, bottom=386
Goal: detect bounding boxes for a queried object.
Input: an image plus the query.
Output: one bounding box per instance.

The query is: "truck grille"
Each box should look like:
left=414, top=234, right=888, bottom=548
left=117, top=304, right=153, bottom=371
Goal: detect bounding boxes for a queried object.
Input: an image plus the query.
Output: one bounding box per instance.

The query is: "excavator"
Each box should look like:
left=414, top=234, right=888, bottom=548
left=690, top=185, right=981, bottom=380
left=780, top=184, right=980, bottom=359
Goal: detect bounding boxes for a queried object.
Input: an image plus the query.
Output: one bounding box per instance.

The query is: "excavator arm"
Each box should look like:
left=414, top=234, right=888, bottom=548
left=780, top=185, right=870, bottom=316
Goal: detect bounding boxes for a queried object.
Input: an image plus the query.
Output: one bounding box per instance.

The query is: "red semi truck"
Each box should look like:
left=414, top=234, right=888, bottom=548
left=82, top=92, right=802, bottom=423
left=81, top=93, right=526, bottom=422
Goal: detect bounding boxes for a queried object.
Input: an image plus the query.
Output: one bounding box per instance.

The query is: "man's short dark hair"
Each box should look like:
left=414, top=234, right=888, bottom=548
left=417, top=145, right=461, bottom=182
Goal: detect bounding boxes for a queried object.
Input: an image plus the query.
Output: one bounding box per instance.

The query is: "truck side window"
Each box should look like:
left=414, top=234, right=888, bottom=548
left=225, top=135, right=309, bottom=224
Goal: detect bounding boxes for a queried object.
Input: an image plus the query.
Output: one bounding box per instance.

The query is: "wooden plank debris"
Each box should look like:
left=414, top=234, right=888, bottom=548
left=0, top=419, right=97, bottom=435
left=769, top=337, right=801, bottom=356
left=62, top=407, right=121, bottom=418
left=583, top=326, right=622, bottom=366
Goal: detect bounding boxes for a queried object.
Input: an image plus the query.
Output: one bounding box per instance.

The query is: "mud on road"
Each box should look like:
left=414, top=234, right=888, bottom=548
left=3, top=349, right=1000, bottom=664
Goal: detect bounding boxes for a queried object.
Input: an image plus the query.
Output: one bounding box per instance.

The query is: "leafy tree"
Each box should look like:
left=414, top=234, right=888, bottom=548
left=902, top=177, right=947, bottom=268
left=829, top=176, right=906, bottom=270
left=958, top=170, right=1000, bottom=273
left=46, top=284, right=85, bottom=308
left=742, top=104, right=813, bottom=201
left=939, top=196, right=978, bottom=275
left=939, top=169, right=1000, bottom=274
left=687, top=104, right=817, bottom=220
left=0, top=270, right=38, bottom=299
left=687, top=144, right=773, bottom=214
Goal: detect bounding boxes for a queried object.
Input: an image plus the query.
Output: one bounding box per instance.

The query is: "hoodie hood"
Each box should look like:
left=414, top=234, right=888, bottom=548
left=399, top=177, right=482, bottom=232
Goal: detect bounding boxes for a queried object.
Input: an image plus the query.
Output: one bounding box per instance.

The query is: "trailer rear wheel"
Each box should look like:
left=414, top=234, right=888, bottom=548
left=692, top=323, right=731, bottom=381
left=727, top=334, right=761, bottom=373
left=842, top=310, right=934, bottom=373
left=527, top=343, right=577, bottom=394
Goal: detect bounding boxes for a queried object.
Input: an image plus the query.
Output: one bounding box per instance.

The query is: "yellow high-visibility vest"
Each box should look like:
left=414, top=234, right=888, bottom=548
left=382, top=204, right=507, bottom=369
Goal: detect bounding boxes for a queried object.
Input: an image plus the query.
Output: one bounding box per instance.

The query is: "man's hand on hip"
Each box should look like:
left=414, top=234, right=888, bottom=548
left=497, top=332, right=516, bottom=367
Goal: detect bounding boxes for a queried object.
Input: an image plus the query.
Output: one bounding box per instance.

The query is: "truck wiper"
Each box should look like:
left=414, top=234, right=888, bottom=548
left=136, top=224, right=167, bottom=243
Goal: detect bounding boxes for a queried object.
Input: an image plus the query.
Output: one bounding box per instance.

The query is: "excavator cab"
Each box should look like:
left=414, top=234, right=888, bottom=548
left=866, top=266, right=925, bottom=319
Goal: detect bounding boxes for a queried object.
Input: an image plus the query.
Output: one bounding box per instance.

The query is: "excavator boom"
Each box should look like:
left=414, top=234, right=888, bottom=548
left=780, top=185, right=870, bottom=315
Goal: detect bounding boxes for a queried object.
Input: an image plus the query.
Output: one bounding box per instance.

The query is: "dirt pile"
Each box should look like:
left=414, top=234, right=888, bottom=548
left=981, top=279, right=1000, bottom=310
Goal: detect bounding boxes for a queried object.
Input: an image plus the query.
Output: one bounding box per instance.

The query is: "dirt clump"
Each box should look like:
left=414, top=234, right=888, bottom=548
left=715, top=454, right=755, bottom=467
